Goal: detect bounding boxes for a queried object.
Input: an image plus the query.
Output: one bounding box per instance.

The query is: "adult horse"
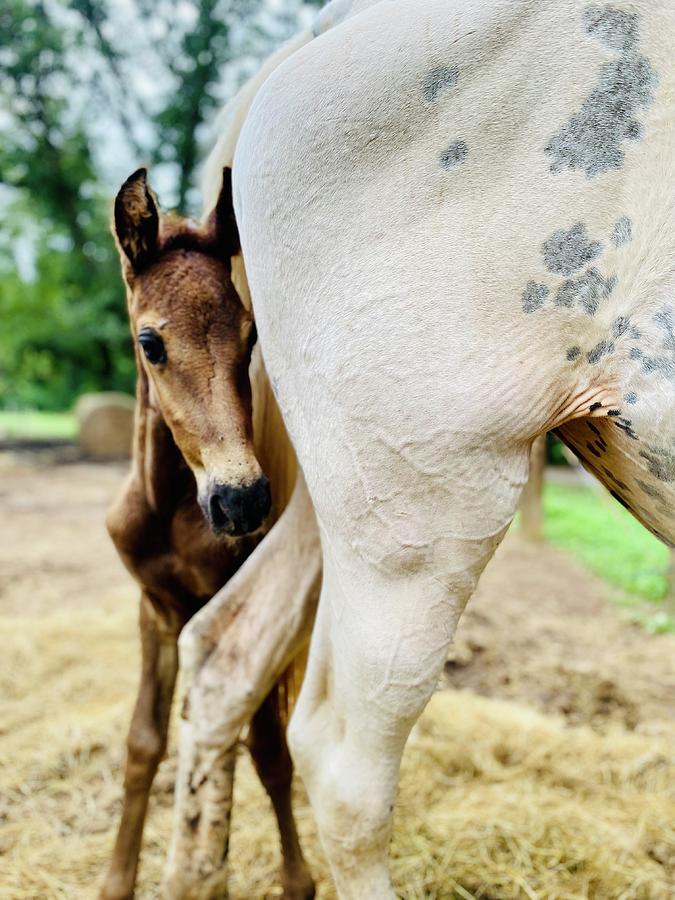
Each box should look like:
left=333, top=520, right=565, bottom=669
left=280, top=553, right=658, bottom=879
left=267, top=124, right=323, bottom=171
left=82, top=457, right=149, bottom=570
left=227, top=0, right=674, bottom=896
left=164, top=0, right=673, bottom=897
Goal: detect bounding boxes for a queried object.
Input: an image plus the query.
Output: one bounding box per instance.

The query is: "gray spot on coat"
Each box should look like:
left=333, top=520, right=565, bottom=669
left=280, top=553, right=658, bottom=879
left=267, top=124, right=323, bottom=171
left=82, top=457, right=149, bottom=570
left=603, top=467, right=629, bottom=491
left=625, top=121, right=643, bottom=140
left=624, top=391, right=638, bottom=404
left=545, top=7, right=656, bottom=178
left=440, top=140, right=468, bottom=169
left=611, top=216, right=633, bottom=246
left=631, top=348, right=675, bottom=380
left=639, top=445, right=675, bottom=482
left=423, top=66, right=459, bottom=102
left=631, top=306, right=675, bottom=381
left=587, top=339, right=615, bottom=364
left=555, top=267, right=617, bottom=315
left=566, top=346, right=581, bottom=361
left=542, top=223, right=602, bottom=275
left=635, top=478, right=664, bottom=499
left=582, top=5, right=638, bottom=51
left=522, top=281, right=550, bottom=313
left=613, top=416, right=639, bottom=440
left=612, top=315, right=631, bottom=337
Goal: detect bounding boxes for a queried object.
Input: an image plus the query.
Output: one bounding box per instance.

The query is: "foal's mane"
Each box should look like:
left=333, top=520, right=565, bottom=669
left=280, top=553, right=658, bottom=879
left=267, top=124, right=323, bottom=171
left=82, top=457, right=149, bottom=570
left=131, top=358, right=189, bottom=513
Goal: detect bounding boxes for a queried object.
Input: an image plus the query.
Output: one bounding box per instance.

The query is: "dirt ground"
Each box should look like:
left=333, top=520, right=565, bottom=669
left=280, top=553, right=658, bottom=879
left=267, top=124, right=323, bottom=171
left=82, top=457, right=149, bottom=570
left=0, top=453, right=673, bottom=899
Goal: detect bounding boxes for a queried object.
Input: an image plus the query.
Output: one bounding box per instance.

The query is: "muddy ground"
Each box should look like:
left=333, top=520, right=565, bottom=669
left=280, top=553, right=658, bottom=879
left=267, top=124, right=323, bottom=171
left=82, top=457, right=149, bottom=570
left=0, top=453, right=673, bottom=899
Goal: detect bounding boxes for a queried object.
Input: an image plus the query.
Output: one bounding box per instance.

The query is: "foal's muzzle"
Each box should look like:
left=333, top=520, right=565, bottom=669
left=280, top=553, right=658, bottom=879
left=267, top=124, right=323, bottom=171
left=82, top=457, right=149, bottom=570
left=203, top=476, right=271, bottom=536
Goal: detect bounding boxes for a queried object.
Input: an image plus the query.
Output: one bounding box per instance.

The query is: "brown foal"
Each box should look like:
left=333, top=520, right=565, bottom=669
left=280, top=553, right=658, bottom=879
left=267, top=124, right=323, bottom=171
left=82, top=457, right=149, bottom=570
left=100, top=168, right=314, bottom=900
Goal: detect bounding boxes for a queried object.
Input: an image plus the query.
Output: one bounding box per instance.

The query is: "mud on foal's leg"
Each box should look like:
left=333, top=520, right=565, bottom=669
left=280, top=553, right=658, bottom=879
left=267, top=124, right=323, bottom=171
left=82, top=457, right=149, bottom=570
left=247, top=682, right=315, bottom=900
left=166, top=682, right=316, bottom=900
left=163, top=717, right=237, bottom=900
left=101, top=593, right=184, bottom=900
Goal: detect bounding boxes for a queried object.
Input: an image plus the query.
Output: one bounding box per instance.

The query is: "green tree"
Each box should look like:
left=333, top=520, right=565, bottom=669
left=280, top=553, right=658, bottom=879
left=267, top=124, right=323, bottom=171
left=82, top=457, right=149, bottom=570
left=0, top=0, right=132, bottom=408
left=0, top=0, right=320, bottom=410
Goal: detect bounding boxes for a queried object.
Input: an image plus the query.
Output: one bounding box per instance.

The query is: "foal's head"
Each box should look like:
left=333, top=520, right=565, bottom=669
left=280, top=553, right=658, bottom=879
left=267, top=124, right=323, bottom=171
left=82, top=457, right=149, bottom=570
left=113, top=167, right=270, bottom=536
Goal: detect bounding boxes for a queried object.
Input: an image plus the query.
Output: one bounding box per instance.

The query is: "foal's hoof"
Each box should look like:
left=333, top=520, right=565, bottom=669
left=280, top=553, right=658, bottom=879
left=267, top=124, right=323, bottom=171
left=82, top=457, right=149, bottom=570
left=99, top=877, right=134, bottom=900
left=281, top=869, right=316, bottom=900
left=161, top=868, right=229, bottom=900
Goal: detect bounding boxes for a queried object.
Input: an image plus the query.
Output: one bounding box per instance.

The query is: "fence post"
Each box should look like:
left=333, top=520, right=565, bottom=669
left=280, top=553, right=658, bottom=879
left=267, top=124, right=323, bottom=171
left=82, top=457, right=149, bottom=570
left=665, top=548, right=675, bottom=615
left=520, top=434, right=547, bottom=542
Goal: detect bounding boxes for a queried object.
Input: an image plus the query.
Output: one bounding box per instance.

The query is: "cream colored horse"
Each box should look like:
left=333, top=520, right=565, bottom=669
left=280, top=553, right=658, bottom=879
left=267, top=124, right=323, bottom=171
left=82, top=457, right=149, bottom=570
left=168, top=1, right=675, bottom=897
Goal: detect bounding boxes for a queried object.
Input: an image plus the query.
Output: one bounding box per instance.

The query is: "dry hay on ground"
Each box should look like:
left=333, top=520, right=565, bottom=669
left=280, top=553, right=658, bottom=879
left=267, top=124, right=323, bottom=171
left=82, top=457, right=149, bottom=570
left=0, top=603, right=673, bottom=900
left=0, top=457, right=674, bottom=898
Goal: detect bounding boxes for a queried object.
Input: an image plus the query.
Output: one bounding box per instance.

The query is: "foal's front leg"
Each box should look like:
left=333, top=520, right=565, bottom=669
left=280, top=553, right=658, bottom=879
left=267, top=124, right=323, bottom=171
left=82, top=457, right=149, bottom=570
left=101, top=593, right=184, bottom=900
left=162, top=474, right=321, bottom=899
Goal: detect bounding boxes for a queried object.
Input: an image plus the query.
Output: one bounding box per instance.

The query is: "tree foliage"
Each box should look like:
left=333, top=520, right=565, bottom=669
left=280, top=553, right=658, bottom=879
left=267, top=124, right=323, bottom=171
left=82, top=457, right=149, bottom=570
left=0, top=0, right=320, bottom=409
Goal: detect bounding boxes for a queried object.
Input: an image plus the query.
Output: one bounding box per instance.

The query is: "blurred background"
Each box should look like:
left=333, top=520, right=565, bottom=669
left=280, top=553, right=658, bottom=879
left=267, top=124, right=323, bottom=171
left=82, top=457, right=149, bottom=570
left=1, top=3, right=674, bottom=898
left=0, top=0, right=321, bottom=415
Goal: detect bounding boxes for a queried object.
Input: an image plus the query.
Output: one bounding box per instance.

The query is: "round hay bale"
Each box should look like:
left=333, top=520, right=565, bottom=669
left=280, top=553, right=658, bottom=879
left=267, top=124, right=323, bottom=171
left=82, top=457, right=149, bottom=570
left=75, top=392, right=135, bottom=459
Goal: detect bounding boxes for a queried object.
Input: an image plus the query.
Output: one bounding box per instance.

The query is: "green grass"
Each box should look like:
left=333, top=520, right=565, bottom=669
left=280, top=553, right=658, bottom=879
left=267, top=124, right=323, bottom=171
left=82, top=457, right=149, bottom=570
left=541, top=482, right=675, bottom=633
left=0, top=410, right=77, bottom=442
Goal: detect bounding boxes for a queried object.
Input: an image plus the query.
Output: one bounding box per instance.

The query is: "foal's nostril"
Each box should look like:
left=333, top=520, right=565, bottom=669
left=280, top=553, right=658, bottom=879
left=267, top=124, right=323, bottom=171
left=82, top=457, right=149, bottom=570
left=208, top=492, right=233, bottom=532
left=234, top=476, right=271, bottom=533
left=205, top=476, right=271, bottom=536
left=248, top=476, right=272, bottom=523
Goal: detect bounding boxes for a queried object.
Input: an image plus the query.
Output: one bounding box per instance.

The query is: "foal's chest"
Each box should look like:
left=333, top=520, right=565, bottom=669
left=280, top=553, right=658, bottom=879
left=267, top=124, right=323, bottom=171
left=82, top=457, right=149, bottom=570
left=168, top=500, right=256, bottom=601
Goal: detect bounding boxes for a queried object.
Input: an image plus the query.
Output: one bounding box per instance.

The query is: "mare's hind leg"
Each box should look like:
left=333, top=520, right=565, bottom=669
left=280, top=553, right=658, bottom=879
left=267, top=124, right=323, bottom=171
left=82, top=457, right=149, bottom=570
left=288, top=471, right=525, bottom=898
left=247, top=679, right=315, bottom=900
left=101, top=593, right=184, bottom=900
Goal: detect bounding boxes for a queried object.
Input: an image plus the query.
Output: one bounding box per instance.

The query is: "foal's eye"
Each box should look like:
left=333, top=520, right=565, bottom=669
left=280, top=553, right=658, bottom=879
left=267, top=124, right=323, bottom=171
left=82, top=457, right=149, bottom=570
left=138, top=327, right=167, bottom=365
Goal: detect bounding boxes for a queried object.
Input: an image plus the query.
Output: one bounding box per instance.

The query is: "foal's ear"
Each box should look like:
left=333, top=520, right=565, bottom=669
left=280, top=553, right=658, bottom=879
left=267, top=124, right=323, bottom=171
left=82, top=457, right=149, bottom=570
left=207, top=167, right=240, bottom=260
left=113, top=168, right=160, bottom=272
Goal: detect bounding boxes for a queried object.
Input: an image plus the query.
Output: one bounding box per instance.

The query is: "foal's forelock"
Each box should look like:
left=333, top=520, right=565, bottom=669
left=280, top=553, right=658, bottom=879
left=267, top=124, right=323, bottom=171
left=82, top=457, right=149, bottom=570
left=157, top=223, right=224, bottom=262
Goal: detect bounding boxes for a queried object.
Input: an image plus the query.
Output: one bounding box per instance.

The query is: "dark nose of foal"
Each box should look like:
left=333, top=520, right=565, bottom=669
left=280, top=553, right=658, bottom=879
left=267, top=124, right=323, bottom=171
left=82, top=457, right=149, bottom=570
left=206, top=476, right=272, bottom=536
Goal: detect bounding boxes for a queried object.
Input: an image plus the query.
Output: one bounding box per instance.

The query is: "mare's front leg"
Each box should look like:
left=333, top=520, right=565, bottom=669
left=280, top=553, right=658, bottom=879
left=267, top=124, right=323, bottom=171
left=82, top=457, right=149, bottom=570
left=101, top=593, right=184, bottom=900
left=247, top=679, right=315, bottom=900
left=162, top=473, right=321, bottom=900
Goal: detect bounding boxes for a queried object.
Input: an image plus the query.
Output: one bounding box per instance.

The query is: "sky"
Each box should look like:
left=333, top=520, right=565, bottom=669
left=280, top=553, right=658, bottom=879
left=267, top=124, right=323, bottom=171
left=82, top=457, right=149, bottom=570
left=79, top=0, right=317, bottom=204
left=4, top=0, right=320, bottom=277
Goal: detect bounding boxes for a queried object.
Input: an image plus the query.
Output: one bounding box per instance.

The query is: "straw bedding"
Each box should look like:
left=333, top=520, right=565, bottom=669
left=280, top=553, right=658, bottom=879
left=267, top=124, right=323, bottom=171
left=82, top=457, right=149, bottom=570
left=0, top=457, right=673, bottom=899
